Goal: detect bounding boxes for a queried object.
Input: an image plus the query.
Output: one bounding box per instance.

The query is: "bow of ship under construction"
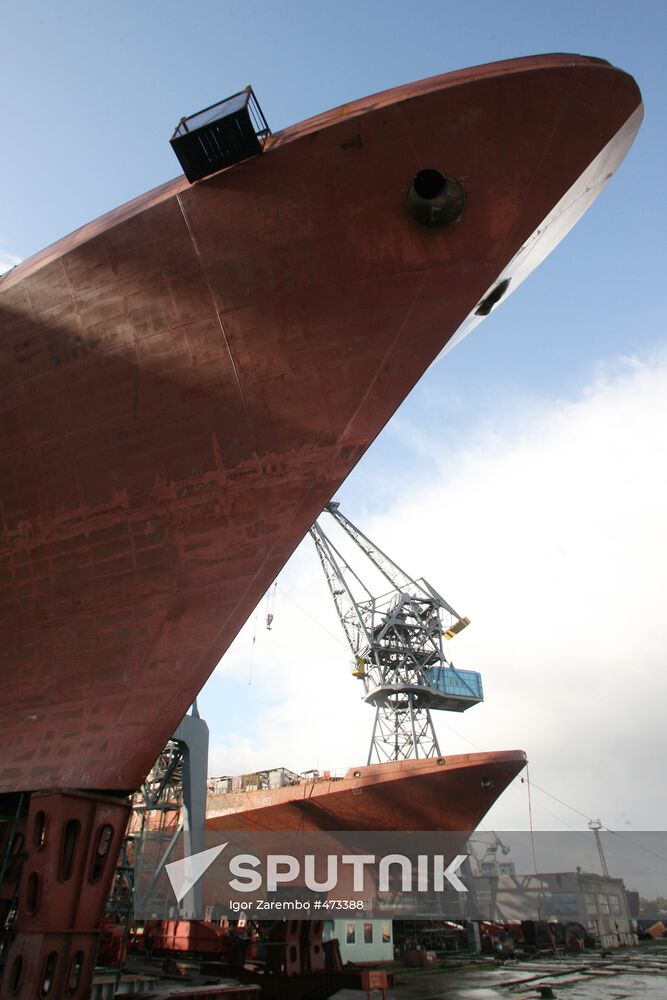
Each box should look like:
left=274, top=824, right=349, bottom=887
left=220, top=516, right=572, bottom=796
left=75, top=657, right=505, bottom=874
left=0, top=54, right=642, bottom=999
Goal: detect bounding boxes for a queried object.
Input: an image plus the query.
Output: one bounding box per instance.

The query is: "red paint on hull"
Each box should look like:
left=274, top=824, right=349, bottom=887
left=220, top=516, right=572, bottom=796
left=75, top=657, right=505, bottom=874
left=206, top=751, right=527, bottom=832
left=0, top=56, right=641, bottom=796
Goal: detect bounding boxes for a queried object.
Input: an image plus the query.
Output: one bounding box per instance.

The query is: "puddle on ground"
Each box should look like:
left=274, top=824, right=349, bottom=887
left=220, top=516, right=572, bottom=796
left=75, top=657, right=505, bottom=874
left=332, top=947, right=667, bottom=999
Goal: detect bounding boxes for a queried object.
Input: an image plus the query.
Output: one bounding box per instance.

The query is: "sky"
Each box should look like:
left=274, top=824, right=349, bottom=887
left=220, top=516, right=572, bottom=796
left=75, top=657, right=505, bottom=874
left=2, top=1, right=666, bottom=851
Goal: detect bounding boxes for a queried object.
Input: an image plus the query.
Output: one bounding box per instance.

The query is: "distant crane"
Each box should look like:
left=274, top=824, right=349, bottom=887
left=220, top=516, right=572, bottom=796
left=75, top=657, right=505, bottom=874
left=468, top=831, right=514, bottom=876
left=588, top=819, right=610, bottom=878
left=309, top=502, right=483, bottom=764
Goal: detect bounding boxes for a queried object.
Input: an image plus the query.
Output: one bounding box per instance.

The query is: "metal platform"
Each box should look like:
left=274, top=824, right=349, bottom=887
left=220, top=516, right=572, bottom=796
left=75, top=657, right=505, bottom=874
left=170, top=87, right=270, bottom=182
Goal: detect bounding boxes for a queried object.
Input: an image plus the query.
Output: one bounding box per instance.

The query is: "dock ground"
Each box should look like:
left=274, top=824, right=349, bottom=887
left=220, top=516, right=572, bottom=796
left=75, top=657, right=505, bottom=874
left=332, top=941, right=667, bottom=998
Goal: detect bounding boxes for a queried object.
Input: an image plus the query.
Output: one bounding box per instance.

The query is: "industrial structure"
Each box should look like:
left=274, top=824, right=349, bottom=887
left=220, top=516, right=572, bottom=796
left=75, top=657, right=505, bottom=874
left=468, top=869, right=637, bottom=951
left=589, top=819, right=611, bottom=879
left=310, top=502, right=482, bottom=763
left=126, top=706, right=209, bottom=920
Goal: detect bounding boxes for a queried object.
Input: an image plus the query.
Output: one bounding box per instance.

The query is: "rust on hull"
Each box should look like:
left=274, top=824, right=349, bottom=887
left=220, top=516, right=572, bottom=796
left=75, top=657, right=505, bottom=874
left=0, top=53, right=643, bottom=1000
left=0, top=55, right=642, bottom=797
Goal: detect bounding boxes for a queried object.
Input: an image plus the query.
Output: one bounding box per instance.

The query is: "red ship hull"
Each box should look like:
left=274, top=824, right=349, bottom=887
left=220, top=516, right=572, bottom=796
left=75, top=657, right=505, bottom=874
left=206, top=751, right=528, bottom=832
left=0, top=55, right=642, bottom=1000
left=0, top=55, right=641, bottom=797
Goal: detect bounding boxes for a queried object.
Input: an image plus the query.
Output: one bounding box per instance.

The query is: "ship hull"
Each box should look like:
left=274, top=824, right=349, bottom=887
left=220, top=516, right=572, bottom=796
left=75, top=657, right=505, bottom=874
left=0, top=55, right=642, bottom=796
left=206, top=751, right=527, bottom=832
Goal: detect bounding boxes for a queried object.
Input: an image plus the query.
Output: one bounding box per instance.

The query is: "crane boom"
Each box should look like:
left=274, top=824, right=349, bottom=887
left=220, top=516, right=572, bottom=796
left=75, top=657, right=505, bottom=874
left=310, top=520, right=375, bottom=654
left=325, top=503, right=461, bottom=618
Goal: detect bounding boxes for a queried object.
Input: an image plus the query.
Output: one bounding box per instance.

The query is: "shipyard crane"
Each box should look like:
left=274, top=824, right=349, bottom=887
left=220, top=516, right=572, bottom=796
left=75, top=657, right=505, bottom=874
left=588, top=819, right=610, bottom=878
left=309, top=502, right=483, bottom=764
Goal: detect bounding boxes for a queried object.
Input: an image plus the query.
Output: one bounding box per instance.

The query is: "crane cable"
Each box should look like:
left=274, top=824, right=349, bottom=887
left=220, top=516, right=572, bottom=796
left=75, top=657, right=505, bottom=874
left=248, top=607, right=259, bottom=686
left=265, top=581, right=277, bottom=630
left=525, top=765, right=540, bottom=879
left=276, top=583, right=350, bottom=651
left=436, top=717, right=667, bottom=867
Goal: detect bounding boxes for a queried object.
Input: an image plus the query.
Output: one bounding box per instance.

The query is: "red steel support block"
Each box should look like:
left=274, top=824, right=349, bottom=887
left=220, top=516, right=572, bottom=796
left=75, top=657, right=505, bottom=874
left=0, top=790, right=130, bottom=1000
left=2, top=931, right=100, bottom=1000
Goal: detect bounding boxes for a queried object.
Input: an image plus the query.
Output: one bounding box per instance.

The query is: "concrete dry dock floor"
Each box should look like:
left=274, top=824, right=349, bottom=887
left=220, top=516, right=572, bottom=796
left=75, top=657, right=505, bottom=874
left=331, top=946, right=667, bottom=999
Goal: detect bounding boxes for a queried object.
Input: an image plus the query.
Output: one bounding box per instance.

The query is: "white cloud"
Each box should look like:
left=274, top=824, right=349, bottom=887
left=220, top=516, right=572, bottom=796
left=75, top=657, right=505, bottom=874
left=0, top=248, right=22, bottom=274
left=372, top=352, right=667, bottom=831
left=204, top=350, right=667, bottom=833
left=207, top=574, right=371, bottom=777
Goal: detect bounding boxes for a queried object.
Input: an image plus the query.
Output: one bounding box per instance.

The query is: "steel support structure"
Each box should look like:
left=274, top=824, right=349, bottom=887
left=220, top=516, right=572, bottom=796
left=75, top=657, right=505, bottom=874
left=120, top=703, right=209, bottom=919
left=0, top=706, right=208, bottom=999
